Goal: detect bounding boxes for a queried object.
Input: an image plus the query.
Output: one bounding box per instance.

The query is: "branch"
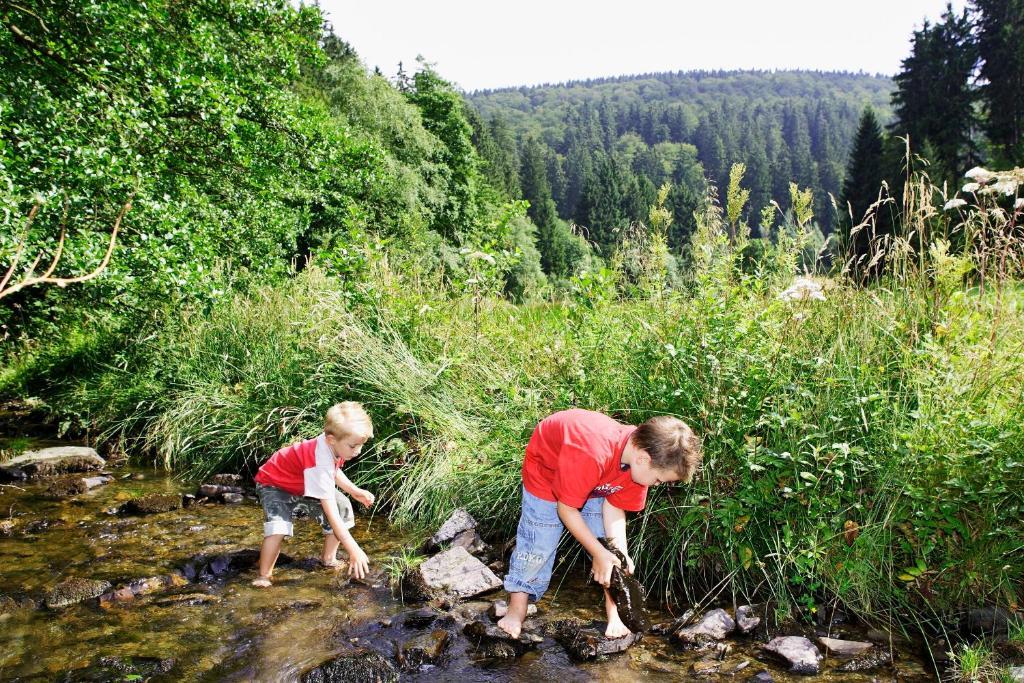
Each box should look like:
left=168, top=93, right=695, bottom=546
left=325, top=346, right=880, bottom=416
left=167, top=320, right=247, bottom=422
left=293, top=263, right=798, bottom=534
left=0, top=193, right=134, bottom=302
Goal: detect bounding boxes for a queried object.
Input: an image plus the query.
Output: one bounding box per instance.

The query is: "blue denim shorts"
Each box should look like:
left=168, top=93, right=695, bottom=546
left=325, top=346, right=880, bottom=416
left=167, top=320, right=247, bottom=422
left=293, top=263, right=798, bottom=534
left=503, top=486, right=605, bottom=602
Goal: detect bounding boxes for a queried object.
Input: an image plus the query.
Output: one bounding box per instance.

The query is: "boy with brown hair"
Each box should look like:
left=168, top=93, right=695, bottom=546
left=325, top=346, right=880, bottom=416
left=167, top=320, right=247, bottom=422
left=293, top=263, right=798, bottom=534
left=251, top=402, right=376, bottom=587
left=497, top=409, right=703, bottom=638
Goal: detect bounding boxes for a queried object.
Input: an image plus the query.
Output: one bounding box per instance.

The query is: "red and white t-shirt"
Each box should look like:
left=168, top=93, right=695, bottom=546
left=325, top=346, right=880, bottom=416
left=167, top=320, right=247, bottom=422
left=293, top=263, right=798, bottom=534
left=522, top=409, right=647, bottom=512
left=254, top=434, right=339, bottom=500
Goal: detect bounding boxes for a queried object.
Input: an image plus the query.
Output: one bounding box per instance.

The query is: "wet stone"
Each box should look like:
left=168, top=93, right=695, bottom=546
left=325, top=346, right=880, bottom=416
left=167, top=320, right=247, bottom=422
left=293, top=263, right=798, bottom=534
left=0, top=446, right=105, bottom=480
left=961, top=606, right=1012, bottom=639
left=719, top=657, right=751, bottom=675
left=221, top=492, right=245, bottom=504
left=673, top=608, right=736, bottom=645
left=818, top=636, right=874, bottom=658
left=119, top=493, right=183, bottom=515
left=835, top=647, right=892, bottom=673
left=550, top=618, right=643, bottom=661
left=44, top=476, right=89, bottom=499
left=0, top=519, right=15, bottom=536
left=209, top=473, right=243, bottom=486
left=398, top=566, right=438, bottom=603
left=417, top=546, right=502, bottom=598
left=98, top=573, right=189, bottom=608
left=749, top=671, right=775, bottom=682
left=198, top=483, right=244, bottom=499
left=691, top=658, right=721, bottom=676
left=401, top=607, right=440, bottom=629
left=154, top=593, right=223, bottom=607
left=762, top=636, right=823, bottom=675
left=464, top=618, right=543, bottom=658
left=398, top=629, right=451, bottom=670
left=736, top=604, right=761, bottom=634
left=0, top=593, right=38, bottom=613
left=45, top=577, right=113, bottom=609
left=424, top=508, right=477, bottom=551
left=599, top=539, right=649, bottom=633
left=180, top=548, right=279, bottom=582
left=301, top=648, right=399, bottom=683
left=1007, top=666, right=1024, bottom=683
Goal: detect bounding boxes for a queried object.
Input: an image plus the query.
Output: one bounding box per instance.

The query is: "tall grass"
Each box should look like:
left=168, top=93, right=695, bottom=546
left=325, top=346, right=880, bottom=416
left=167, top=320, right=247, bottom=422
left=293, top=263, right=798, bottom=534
left=3, top=166, right=1022, bottom=635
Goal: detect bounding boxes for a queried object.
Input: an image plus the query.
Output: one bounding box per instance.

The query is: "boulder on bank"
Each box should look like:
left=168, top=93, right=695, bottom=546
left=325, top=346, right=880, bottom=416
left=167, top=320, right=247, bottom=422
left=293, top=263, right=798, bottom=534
left=119, top=493, right=183, bottom=515
left=735, top=604, right=761, bottom=634
left=301, top=648, right=398, bottom=683
left=1, top=446, right=105, bottom=481
left=762, top=636, right=823, bottom=675
left=673, top=608, right=736, bottom=645
left=415, top=546, right=502, bottom=599
left=550, top=618, right=642, bottom=661
left=424, top=508, right=477, bottom=552
left=45, top=577, right=113, bottom=609
left=818, top=636, right=874, bottom=658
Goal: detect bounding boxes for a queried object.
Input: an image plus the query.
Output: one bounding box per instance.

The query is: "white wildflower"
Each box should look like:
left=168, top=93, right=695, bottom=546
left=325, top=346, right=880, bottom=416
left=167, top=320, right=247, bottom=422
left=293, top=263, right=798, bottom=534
left=992, top=179, right=1019, bottom=196
left=961, top=182, right=980, bottom=193
left=467, top=251, right=496, bottom=265
left=965, top=167, right=994, bottom=184
left=943, top=198, right=968, bottom=210
left=1015, top=198, right=1024, bottom=210
left=778, top=277, right=826, bottom=302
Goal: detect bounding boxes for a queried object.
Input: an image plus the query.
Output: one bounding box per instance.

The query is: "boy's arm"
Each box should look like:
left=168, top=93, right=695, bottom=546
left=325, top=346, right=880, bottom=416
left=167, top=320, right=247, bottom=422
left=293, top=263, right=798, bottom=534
left=602, top=502, right=634, bottom=574
left=335, top=469, right=374, bottom=507
left=557, top=501, right=621, bottom=587
left=321, top=498, right=369, bottom=578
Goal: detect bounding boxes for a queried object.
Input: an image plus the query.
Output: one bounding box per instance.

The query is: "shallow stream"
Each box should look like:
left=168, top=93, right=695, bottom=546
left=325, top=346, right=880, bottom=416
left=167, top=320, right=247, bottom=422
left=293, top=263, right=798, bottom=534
left=0, top=455, right=936, bottom=681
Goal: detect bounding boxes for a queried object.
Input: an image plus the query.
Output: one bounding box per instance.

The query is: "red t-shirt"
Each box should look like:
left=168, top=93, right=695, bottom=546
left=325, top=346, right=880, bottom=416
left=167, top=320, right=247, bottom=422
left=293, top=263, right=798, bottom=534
left=254, top=434, right=340, bottom=499
left=521, top=409, right=647, bottom=512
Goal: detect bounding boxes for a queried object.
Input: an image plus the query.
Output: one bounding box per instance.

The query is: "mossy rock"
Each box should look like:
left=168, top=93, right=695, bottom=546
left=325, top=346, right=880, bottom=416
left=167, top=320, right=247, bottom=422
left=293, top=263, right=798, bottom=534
left=119, top=493, right=183, bottom=515
left=45, top=577, right=113, bottom=609
left=301, top=648, right=398, bottom=683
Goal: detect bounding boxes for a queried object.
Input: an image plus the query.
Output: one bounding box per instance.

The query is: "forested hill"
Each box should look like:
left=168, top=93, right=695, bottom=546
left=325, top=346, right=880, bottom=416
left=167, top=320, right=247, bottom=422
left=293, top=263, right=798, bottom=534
left=466, top=70, right=894, bottom=246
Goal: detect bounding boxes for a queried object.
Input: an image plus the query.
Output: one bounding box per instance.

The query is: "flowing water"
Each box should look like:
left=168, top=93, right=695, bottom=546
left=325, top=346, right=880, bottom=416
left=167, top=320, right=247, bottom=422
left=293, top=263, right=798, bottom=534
left=0, top=451, right=936, bottom=681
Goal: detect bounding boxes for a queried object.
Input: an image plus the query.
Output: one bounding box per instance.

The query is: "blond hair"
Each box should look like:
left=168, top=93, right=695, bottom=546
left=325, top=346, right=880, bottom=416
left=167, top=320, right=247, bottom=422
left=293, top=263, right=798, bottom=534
left=631, top=415, right=703, bottom=483
left=324, top=401, right=373, bottom=440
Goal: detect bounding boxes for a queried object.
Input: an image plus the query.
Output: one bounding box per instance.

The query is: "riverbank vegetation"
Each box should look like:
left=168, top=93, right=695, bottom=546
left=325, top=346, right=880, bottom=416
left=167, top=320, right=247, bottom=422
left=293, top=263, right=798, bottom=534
left=2, top=0, right=1023, bottom=667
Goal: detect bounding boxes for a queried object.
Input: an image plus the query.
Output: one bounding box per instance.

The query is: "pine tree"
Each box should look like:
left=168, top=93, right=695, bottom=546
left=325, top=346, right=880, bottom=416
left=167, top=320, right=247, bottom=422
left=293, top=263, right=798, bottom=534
left=973, top=0, right=1024, bottom=165
left=840, top=107, right=891, bottom=272
left=519, top=136, right=565, bottom=274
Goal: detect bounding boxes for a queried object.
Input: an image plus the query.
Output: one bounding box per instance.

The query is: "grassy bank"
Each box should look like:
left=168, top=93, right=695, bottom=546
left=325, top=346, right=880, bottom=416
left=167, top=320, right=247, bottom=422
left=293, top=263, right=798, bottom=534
left=3, top=177, right=1023, bottom=645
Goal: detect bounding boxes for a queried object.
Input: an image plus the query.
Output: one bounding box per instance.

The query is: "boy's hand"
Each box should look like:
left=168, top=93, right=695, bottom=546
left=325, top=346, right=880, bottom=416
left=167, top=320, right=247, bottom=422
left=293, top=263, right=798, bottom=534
left=591, top=548, right=622, bottom=587
left=352, top=488, right=375, bottom=507
left=622, top=551, right=635, bottom=575
left=347, top=545, right=370, bottom=579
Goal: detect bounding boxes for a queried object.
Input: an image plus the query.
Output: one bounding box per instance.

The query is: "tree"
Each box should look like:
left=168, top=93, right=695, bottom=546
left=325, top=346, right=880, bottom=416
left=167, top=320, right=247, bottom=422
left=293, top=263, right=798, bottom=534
left=519, top=136, right=566, bottom=274
left=839, top=107, right=892, bottom=273
left=973, top=0, right=1024, bottom=165
left=890, top=5, right=979, bottom=183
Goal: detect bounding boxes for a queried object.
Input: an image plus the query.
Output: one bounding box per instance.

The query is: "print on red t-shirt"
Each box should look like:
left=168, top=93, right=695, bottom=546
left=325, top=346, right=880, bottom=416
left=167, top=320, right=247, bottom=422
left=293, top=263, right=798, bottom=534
left=521, top=409, right=648, bottom=512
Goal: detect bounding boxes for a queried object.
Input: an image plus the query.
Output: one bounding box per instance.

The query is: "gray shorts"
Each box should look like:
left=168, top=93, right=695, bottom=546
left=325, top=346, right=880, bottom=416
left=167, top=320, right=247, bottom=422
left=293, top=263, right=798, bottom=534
left=256, top=483, right=355, bottom=537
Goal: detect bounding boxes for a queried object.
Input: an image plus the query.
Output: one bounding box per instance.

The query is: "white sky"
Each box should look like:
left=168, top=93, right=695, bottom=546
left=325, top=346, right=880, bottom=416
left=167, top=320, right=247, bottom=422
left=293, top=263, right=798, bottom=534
left=318, top=0, right=970, bottom=91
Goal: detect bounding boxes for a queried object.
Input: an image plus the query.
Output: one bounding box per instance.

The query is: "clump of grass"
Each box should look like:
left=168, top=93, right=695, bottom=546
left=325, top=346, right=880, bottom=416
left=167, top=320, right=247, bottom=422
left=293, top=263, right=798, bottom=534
left=948, top=643, right=1001, bottom=682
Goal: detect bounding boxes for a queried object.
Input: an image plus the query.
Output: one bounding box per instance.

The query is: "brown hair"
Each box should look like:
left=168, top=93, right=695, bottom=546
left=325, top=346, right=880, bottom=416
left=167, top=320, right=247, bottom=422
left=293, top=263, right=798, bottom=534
left=631, top=415, right=703, bottom=483
left=324, top=401, right=373, bottom=441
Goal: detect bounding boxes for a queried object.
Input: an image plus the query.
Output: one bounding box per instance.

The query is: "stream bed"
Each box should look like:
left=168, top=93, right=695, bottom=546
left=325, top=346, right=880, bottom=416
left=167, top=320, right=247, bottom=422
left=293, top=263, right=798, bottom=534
left=0, top=451, right=936, bottom=682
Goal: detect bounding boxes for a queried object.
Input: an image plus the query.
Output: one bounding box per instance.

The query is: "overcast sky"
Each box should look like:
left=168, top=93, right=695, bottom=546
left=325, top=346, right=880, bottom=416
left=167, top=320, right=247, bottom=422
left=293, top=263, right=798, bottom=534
left=318, top=0, right=970, bottom=92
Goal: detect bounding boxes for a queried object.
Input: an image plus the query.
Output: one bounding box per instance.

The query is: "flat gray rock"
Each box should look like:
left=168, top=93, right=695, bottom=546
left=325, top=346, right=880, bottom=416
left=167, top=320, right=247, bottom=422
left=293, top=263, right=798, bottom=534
left=763, top=636, right=823, bottom=675
left=736, top=604, right=761, bottom=633
left=45, top=577, right=113, bottom=609
left=673, top=608, right=736, bottom=644
left=818, top=636, right=874, bottom=658
left=418, top=546, right=502, bottom=598
left=1, top=446, right=105, bottom=480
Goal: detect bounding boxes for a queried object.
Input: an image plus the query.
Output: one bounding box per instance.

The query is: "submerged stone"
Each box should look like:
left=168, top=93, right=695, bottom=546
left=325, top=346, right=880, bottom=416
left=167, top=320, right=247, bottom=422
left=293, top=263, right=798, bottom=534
left=673, top=608, right=736, bottom=645
left=119, top=493, right=183, bottom=515
left=398, top=629, right=451, bottom=670
left=154, top=593, right=223, bottom=607
left=550, top=618, right=642, bottom=661
left=180, top=548, right=280, bottom=582
left=417, top=546, right=502, bottom=598
left=762, top=636, right=823, bottom=675
left=97, top=572, right=189, bottom=608
left=61, top=655, right=175, bottom=682
left=0, top=446, right=105, bottom=480
left=209, top=473, right=243, bottom=486
left=301, top=648, right=398, bottom=683
left=45, top=577, right=113, bottom=609
left=599, top=538, right=649, bottom=633
left=835, top=647, right=892, bottom=672
left=400, top=607, right=440, bottom=629
left=45, top=474, right=113, bottom=499
left=424, top=508, right=477, bottom=551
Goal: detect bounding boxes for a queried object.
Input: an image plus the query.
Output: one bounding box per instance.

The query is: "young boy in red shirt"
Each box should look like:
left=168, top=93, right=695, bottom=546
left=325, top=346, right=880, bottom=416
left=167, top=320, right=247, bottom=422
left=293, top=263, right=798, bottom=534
left=251, top=402, right=375, bottom=587
left=498, top=409, right=703, bottom=638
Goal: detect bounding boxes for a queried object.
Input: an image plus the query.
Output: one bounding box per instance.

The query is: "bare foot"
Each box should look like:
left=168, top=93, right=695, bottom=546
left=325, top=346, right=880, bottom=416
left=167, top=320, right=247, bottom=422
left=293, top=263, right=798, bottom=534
left=251, top=576, right=272, bottom=588
left=319, top=557, right=344, bottom=571
left=605, top=614, right=631, bottom=638
left=497, top=614, right=523, bottom=638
